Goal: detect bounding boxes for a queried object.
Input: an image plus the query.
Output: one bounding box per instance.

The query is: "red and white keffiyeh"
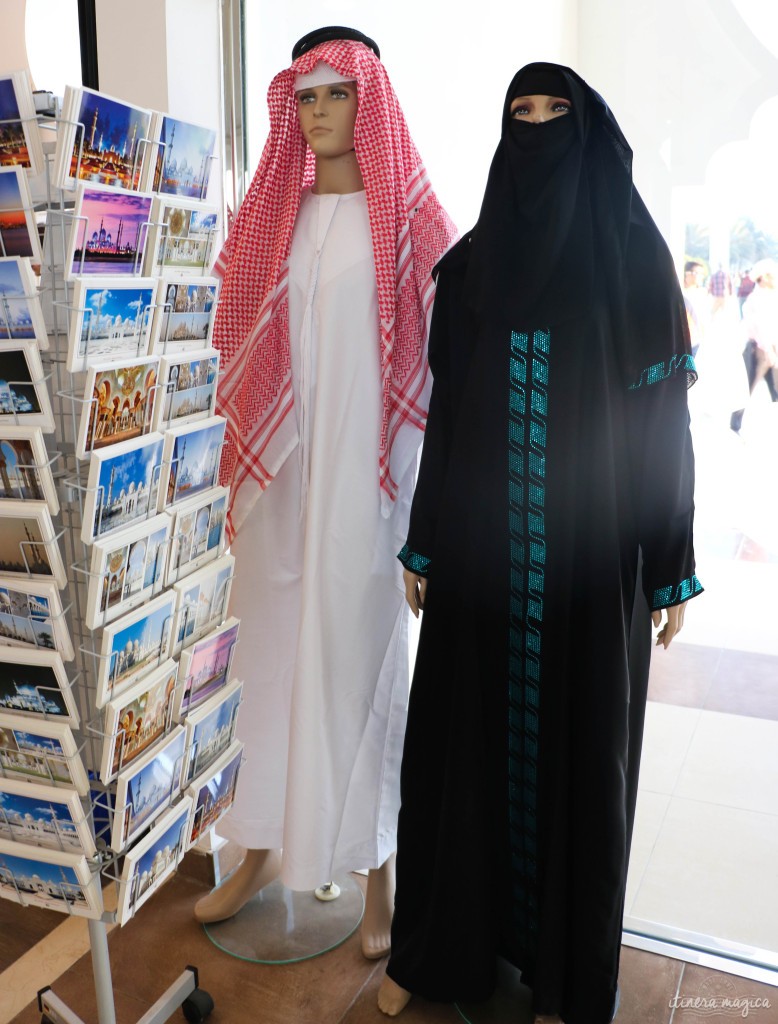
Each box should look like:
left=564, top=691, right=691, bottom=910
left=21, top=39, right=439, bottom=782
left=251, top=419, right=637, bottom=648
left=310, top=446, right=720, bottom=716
left=212, top=39, right=457, bottom=539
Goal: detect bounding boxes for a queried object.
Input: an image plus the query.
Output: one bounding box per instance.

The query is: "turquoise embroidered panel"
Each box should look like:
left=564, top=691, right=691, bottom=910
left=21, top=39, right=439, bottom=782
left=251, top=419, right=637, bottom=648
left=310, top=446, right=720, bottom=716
left=397, top=544, right=431, bottom=577
left=652, top=574, right=703, bottom=609
left=628, top=353, right=697, bottom=391
left=508, top=328, right=549, bottom=952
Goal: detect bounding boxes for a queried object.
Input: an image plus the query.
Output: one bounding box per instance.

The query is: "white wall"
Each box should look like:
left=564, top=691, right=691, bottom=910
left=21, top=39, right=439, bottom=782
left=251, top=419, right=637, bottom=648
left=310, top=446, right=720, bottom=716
left=243, top=0, right=579, bottom=233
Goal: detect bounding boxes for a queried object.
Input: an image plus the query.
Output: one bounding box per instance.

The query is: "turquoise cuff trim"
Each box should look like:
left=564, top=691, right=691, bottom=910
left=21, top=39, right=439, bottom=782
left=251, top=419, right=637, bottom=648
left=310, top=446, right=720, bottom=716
left=628, top=353, right=698, bottom=391
left=652, top=574, right=703, bottom=609
left=398, top=544, right=431, bottom=577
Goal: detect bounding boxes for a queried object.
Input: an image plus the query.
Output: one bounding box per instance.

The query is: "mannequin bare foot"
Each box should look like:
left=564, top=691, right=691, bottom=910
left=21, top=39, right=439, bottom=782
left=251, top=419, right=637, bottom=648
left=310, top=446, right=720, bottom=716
left=377, top=974, right=412, bottom=1016
left=361, top=852, right=395, bottom=959
left=193, top=848, right=282, bottom=923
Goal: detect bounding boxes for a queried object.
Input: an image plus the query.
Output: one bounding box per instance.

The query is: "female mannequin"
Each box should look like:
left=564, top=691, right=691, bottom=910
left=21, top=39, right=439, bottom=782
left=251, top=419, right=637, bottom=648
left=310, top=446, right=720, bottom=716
left=378, top=64, right=701, bottom=1018
left=195, top=28, right=456, bottom=959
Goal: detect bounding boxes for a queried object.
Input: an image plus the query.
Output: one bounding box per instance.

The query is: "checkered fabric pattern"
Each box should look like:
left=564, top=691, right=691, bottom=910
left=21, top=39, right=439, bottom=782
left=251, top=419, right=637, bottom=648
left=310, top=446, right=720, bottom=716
left=212, top=40, right=457, bottom=540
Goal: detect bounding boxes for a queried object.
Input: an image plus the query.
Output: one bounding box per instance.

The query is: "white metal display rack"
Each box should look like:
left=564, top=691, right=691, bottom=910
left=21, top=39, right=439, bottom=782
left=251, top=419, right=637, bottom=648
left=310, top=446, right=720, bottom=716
left=1, top=112, right=219, bottom=1024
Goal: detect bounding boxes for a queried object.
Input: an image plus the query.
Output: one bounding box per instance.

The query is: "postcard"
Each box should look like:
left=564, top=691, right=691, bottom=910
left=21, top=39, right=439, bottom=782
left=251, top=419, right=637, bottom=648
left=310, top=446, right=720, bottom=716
left=0, top=426, right=59, bottom=512
left=0, top=257, right=46, bottom=344
left=0, top=501, right=67, bottom=587
left=0, top=577, right=74, bottom=661
left=0, top=778, right=95, bottom=856
left=187, top=739, right=243, bottom=846
left=166, top=486, right=227, bottom=586
left=0, top=837, right=100, bottom=917
left=182, top=677, right=242, bottom=785
left=85, top=512, right=171, bottom=630
left=112, top=724, right=186, bottom=851
left=147, top=198, right=218, bottom=276
left=0, top=167, right=41, bottom=263
left=175, top=616, right=239, bottom=721
left=0, top=647, right=78, bottom=727
left=159, top=416, right=225, bottom=511
left=116, top=795, right=192, bottom=924
left=68, top=184, right=153, bottom=278
left=95, top=589, right=175, bottom=707
left=150, top=278, right=218, bottom=356
left=61, top=87, right=153, bottom=192
left=67, top=277, right=156, bottom=372
left=0, top=713, right=87, bottom=793
left=171, top=553, right=234, bottom=655
left=151, top=115, right=217, bottom=200
left=76, top=357, right=159, bottom=459
left=153, top=349, right=219, bottom=431
left=81, top=432, right=165, bottom=544
left=0, top=342, right=55, bottom=432
left=100, top=658, right=179, bottom=784
left=0, top=72, right=43, bottom=175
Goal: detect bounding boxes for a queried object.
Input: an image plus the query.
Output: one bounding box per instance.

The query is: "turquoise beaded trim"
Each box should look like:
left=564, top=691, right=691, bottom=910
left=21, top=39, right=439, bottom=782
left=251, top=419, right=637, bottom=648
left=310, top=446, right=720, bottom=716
left=652, top=574, right=703, bottom=610
left=507, top=328, right=549, bottom=952
left=628, top=353, right=697, bottom=391
left=397, top=544, right=431, bottom=577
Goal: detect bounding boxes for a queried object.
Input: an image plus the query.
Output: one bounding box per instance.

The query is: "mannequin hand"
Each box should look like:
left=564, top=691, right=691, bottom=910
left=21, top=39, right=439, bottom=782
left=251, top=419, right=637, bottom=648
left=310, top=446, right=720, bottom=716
left=403, top=569, right=427, bottom=618
left=651, top=601, right=687, bottom=649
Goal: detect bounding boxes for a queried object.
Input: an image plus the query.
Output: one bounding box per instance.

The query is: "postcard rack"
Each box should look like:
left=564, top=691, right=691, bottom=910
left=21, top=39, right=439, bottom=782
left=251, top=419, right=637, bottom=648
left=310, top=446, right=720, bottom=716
left=0, top=113, right=232, bottom=1024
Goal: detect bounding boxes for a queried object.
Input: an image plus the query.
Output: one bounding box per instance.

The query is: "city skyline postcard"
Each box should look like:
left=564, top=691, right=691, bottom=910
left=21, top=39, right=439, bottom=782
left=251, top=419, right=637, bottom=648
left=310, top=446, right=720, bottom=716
left=68, top=88, right=153, bottom=190
left=100, top=592, right=175, bottom=705
left=0, top=78, right=27, bottom=167
left=83, top=432, right=165, bottom=543
left=0, top=168, right=40, bottom=261
left=114, top=725, right=186, bottom=850
left=70, top=187, right=153, bottom=277
left=164, top=417, right=225, bottom=507
left=70, top=278, right=156, bottom=369
left=0, top=259, right=35, bottom=340
left=153, top=116, right=217, bottom=199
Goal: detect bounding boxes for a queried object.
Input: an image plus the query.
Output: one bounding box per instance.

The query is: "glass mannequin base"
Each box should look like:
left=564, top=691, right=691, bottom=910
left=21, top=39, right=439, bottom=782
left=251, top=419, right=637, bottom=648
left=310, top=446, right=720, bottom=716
left=455, top=958, right=535, bottom=1023
left=203, top=874, right=364, bottom=964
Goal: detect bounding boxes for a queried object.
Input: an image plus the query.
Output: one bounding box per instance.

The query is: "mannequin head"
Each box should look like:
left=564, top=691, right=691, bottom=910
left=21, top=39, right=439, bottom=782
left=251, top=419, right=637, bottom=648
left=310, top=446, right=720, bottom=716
left=508, top=66, right=572, bottom=124
left=295, top=80, right=358, bottom=158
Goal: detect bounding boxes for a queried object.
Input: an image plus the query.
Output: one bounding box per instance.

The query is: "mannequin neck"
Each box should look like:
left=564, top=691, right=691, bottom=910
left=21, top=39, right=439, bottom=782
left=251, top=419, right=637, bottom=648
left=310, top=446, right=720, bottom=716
left=312, top=150, right=364, bottom=195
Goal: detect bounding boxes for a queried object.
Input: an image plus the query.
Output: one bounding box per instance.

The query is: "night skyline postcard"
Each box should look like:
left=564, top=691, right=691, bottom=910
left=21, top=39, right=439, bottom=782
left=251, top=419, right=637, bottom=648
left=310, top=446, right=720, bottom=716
left=0, top=660, right=68, bottom=718
left=0, top=349, right=42, bottom=417
left=91, top=435, right=164, bottom=539
left=0, top=261, right=34, bottom=340
left=0, top=171, right=35, bottom=259
left=0, top=789, right=80, bottom=849
left=167, top=419, right=225, bottom=505
left=0, top=79, right=29, bottom=168
left=71, top=90, right=152, bottom=189
left=155, top=117, right=216, bottom=199
left=0, top=438, right=44, bottom=500
left=79, top=283, right=154, bottom=359
left=72, top=189, right=153, bottom=276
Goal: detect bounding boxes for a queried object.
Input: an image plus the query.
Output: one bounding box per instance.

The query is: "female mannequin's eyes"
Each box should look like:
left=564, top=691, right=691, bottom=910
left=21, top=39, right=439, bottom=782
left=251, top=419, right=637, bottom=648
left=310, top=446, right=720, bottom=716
left=552, top=102, right=571, bottom=113
left=330, top=87, right=350, bottom=99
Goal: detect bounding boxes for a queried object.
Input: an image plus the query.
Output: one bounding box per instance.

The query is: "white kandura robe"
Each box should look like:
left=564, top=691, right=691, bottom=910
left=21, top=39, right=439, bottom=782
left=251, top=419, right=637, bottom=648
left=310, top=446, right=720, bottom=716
left=219, top=187, right=414, bottom=890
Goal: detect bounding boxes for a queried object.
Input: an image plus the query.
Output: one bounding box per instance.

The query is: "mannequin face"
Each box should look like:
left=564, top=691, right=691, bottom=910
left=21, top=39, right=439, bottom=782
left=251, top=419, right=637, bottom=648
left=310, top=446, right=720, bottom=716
left=510, top=94, right=572, bottom=123
left=296, top=82, right=358, bottom=157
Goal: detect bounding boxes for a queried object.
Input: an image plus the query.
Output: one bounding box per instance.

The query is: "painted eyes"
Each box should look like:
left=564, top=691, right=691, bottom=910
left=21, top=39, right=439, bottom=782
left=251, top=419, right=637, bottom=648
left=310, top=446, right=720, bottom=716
left=510, top=102, right=572, bottom=119
left=297, top=88, right=352, bottom=105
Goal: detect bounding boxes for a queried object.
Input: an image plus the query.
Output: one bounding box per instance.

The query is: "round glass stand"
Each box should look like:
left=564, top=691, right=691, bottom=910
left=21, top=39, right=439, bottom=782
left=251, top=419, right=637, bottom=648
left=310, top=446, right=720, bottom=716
left=455, top=959, right=534, bottom=1023
left=203, top=874, right=364, bottom=964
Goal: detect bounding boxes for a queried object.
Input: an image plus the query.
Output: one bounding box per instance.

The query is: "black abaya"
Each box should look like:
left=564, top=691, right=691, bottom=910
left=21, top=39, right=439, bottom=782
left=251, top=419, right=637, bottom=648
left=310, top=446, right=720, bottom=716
left=387, top=64, right=701, bottom=1024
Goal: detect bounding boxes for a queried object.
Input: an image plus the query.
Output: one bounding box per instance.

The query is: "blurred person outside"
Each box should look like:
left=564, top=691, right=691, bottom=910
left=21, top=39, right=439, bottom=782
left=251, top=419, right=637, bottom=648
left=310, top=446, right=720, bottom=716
left=737, top=268, right=755, bottom=317
left=730, top=259, right=778, bottom=433
left=708, top=263, right=732, bottom=314
left=683, top=259, right=709, bottom=355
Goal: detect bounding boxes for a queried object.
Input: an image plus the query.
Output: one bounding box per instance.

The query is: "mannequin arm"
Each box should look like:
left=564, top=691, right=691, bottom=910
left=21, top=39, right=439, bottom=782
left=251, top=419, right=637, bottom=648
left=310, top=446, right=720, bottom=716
left=403, top=569, right=428, bottom=618
left=651, top=600, right=687, bottom=648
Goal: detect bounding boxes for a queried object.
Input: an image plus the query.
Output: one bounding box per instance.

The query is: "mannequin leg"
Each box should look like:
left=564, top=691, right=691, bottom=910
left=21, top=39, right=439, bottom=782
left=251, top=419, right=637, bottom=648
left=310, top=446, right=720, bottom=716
left=361, top=852, right=396, bottom=959
left=193, top=848, right=282, bottom=924
left=377, top=975, right=412, bottom=1017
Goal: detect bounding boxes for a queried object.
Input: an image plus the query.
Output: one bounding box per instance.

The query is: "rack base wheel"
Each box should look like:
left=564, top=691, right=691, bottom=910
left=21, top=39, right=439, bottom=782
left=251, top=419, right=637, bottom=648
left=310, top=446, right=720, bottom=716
left=182, top=989, right=214, bottom=1023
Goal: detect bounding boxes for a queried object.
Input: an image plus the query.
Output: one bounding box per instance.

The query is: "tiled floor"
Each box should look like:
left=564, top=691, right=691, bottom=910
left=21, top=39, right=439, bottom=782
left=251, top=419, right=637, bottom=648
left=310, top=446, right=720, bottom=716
left=4, top=869, right=778, bottom=1024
